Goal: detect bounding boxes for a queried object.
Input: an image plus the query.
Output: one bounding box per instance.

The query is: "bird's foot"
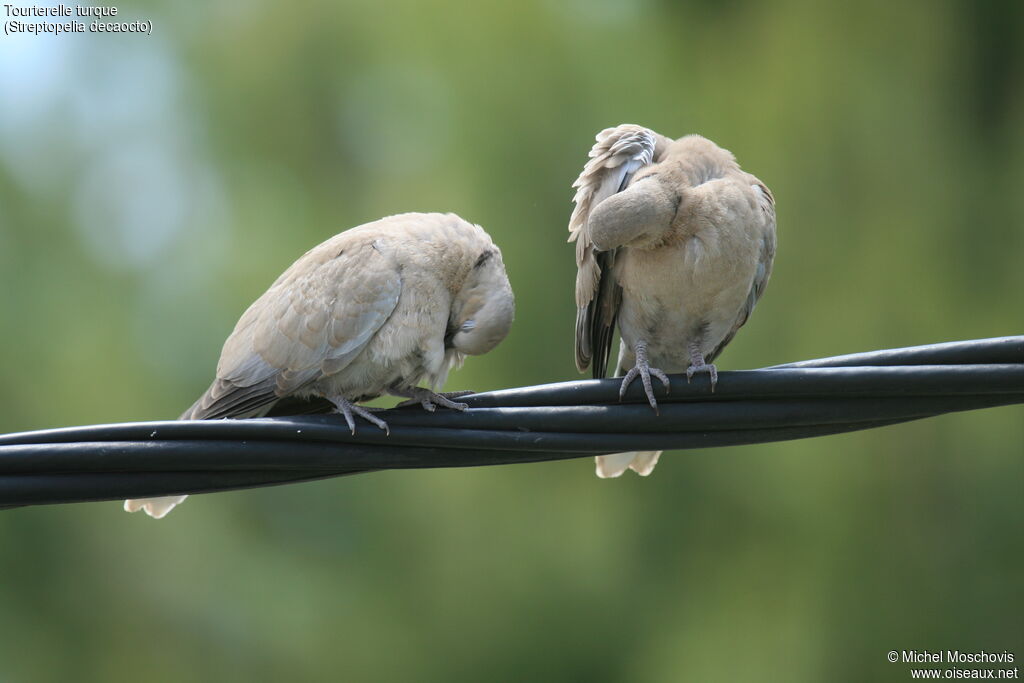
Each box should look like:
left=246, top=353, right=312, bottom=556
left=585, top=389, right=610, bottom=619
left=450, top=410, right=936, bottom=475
left=618, top=341, right=670, bottom=414
left=685, top=360, right=718, bottom=391
left=393, top=388, right=471, bottom=413
left=328, top=396, right=390, bottom=435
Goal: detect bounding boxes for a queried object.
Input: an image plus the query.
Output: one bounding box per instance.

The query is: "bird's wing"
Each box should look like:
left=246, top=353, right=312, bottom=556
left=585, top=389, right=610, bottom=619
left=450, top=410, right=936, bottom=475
left=574, top=249, right=622, bottom=377
left=570, top=124, right=657, bottom=376
left=183, top=240, right=403, bottom=420
left=708, top=179, right=777, bottom=363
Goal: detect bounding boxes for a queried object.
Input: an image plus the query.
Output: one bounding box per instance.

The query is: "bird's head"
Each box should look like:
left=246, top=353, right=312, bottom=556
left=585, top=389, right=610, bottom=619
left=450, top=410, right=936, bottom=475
left=589, top=177, right=678, bottom=251
left=448, top=248, right=515, bottom=355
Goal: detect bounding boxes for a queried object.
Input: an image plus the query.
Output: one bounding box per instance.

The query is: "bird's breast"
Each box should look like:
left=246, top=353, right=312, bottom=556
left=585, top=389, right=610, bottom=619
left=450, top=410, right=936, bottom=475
left=614, top=221, right=760, bottom=368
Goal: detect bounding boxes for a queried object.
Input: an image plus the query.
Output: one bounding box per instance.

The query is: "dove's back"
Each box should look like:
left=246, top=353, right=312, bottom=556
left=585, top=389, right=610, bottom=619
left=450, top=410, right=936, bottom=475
left=183, top=212, right=506, bottom=421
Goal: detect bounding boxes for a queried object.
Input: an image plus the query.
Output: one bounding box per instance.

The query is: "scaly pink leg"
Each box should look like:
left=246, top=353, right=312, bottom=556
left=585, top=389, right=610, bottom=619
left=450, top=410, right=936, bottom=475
left=390, top=387, right=472, bottom=412
left=685, top=341, right=718, bottom=392
left=328, top=396, right=390, bottom=435
left=618, top=340, right=671, bottom=414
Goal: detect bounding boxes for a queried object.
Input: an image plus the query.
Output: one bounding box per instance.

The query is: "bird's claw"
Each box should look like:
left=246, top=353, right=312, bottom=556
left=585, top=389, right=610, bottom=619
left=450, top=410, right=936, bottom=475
left=395, top=389, right=471, bottom=412
left=619, top=362, right=671, bottom=414
left=330, top=397, right=390, bottom=435
left=686, top=361, right=718, bottom=392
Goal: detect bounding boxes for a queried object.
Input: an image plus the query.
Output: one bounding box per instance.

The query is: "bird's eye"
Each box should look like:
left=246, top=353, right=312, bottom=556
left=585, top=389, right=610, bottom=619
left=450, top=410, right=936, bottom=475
left=460, top=320, right=476, bottom=332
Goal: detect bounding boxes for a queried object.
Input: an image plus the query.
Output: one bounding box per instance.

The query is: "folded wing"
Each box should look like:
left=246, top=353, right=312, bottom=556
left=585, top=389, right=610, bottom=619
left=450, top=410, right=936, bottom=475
left=708, top=180, right=777, bottom=363
left=569, top=124, right=657, bottom=376
left=183, top=241, right=402, bottom=419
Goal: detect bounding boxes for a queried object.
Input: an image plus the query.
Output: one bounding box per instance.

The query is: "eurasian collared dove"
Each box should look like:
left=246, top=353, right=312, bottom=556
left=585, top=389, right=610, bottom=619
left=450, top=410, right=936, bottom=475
left=569, top=124, right=776, bottom=478
left=125, top=212, right=515, bottom=518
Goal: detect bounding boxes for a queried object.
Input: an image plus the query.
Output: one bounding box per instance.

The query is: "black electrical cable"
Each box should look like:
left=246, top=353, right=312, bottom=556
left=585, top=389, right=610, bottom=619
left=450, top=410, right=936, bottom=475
left=1, top=336, right=1021, bottom=509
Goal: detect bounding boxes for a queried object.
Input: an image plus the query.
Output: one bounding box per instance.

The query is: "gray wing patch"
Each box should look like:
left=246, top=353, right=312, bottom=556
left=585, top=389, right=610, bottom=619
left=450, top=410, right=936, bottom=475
left=575, top=249, right=622, bottom=378
left=320, top=249, right=402, bottom=376
left=184, top=242, right=402, bottom=420
left=708, top=182, right=776, bottom=363
left=570, top=125, right=656, bottom=374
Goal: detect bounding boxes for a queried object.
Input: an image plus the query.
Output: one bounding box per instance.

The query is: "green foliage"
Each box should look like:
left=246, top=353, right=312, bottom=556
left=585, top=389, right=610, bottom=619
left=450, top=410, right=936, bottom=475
left=0, top=0, right=1021, bottom=680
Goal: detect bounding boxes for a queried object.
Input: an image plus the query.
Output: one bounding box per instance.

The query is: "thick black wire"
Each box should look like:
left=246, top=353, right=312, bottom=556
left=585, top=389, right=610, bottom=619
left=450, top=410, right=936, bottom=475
left=1, top=336, right=1021, bottom=508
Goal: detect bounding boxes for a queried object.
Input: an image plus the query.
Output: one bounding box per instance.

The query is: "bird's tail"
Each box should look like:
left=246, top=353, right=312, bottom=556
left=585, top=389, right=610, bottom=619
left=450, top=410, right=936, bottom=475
left=122, top=404, right=203, bottom=519
left=595, top=451, right=662, bottom=478
left=123, top=396, right=286, bottom=518
left=123, top=495, right=186, bottom=519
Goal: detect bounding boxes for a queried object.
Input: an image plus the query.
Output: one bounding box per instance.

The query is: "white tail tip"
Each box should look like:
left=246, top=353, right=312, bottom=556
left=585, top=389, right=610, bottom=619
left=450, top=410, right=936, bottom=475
left=123, top=495, right=188, bottom=519
left=595, top=451, right=662, bottom=478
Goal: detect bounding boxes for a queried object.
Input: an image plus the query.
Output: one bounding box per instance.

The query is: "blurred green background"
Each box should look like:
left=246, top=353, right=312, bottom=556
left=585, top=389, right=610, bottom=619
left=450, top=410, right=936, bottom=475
left=1, top=0, right=1022, bottom=680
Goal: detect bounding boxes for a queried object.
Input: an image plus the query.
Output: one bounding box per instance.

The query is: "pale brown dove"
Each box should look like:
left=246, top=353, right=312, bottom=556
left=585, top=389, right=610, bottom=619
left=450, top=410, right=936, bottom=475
left=126, top=212, right=515, bottom=518
left=569, top=125, right=776, bottom=478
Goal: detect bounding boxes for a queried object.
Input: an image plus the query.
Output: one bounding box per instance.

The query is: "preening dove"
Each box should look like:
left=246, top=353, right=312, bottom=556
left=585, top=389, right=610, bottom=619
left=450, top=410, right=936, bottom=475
left=569, top=125, right=776, bottom=478
left=126, top=212, right=515, bottom=518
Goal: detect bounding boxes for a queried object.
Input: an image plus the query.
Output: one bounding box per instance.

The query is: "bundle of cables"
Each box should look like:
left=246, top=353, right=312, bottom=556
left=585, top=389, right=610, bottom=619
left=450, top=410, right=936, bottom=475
left=1, top=336, right=1021, bottom=509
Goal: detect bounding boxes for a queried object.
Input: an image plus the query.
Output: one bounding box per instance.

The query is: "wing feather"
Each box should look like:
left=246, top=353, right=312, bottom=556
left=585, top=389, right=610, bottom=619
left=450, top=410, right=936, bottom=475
left=570, top=124, right=656, bottom=375
left=183, top=240, right=402, bottom=420
left=708, top=180, right=777, bottom=363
